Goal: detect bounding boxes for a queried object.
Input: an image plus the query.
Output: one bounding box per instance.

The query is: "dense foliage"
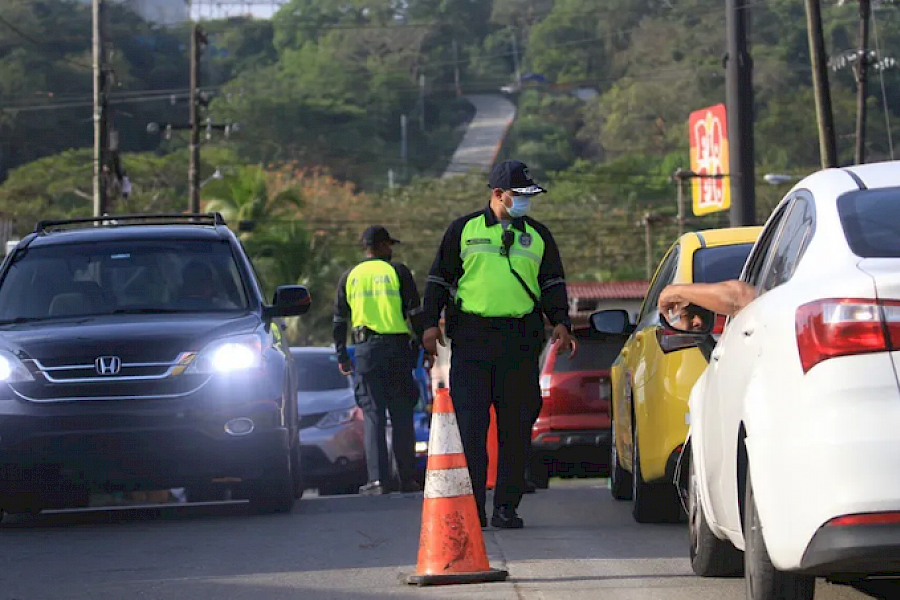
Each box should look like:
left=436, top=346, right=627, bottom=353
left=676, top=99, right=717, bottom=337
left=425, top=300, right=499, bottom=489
left=2, top=0, right=899, bottom=342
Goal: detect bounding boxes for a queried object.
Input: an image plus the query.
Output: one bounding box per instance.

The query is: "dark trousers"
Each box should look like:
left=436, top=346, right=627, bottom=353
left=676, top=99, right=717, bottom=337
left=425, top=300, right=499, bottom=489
left=449, top=315, right=543, bottom=517
left=353, top=335, right=418, bottom=487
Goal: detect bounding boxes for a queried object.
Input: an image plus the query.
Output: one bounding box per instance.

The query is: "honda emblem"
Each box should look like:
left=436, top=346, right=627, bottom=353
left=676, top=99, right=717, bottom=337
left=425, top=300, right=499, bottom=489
left=95, top=356, right=122, bottom=376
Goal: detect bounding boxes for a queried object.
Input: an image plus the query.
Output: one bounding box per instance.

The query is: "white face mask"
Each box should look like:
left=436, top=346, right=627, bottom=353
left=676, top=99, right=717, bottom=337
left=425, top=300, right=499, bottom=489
left=506, top=194, right=531, bottom=218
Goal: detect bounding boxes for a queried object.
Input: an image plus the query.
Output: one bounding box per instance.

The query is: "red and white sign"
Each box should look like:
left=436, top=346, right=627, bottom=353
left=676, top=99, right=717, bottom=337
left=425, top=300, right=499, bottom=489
left=689, top=104, right=730, bottom=216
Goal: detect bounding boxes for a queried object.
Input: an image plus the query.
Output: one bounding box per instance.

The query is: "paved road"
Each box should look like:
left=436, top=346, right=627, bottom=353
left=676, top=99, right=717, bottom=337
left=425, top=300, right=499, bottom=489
left=1, top=480, right=897, bottom=599
left=442, top=94, right=517, bottom=178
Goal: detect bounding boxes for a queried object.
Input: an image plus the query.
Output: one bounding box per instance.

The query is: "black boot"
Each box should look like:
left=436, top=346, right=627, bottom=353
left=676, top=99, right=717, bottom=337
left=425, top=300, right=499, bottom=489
left=491, top=506, right=524, bottom=529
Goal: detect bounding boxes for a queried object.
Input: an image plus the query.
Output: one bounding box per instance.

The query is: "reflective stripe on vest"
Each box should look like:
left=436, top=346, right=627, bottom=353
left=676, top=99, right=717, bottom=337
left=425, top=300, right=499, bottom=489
left=346, top=260, right=409, bottom=334
left=456, top=215, right=545, bottom=318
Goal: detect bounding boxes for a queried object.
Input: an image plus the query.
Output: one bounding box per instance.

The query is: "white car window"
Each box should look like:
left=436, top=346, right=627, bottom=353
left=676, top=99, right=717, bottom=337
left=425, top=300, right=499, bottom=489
left=760, top=195, right=814, bottom=292
left=742, top=202, right=791, bottom=289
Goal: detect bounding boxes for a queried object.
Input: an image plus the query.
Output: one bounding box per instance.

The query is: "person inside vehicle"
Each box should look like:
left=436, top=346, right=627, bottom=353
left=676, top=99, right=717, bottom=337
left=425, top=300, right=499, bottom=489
left=667, top=304, right=711, bottom=332
left=178, top=261, right=235, bottom=309
left=658, top=280, right=757, bottom=319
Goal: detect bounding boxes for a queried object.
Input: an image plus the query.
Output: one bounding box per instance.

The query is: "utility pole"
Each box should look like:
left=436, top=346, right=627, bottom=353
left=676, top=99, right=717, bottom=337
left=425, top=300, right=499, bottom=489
left=510, top=29, right=521, bottom=86
left=673, top=169, right=689, bottom=237
left=400, top=114, right=408, bottom=179
left=92, top=0, right=109, bottom=217
left=419, top=74, right=426, bottom=130
left=189, top=24, right=207, bottom=213
left=452, top=40, right=461, bottom=97
left=855, top=0, right=871, bottom=165
left=805, top=0, right=838, bottom=168
left=725, top=0, right=756, bottom=227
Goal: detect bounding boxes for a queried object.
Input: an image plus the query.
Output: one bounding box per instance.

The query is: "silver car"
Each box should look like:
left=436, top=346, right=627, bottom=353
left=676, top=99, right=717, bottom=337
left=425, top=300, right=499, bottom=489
left=291, top=347, right=367, bottom=495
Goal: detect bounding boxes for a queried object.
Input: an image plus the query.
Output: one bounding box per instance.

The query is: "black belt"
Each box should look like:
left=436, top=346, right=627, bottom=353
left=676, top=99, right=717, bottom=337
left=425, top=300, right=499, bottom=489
left=351, top=327, right=408, bottom=344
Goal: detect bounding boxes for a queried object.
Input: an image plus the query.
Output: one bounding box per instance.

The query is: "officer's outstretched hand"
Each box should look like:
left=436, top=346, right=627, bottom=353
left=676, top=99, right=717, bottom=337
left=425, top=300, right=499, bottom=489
left=551, top=324, right=577, bottom=358
left=339, top=361, right=353, bottom=376
left=423, top=326, right=445, bottom=359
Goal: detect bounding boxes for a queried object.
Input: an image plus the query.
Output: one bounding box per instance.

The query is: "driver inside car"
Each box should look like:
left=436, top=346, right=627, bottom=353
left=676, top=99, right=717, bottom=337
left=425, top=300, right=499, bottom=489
left=178, top=261, right=237, bottom=310
left=658, top=280, right=758, bottom=320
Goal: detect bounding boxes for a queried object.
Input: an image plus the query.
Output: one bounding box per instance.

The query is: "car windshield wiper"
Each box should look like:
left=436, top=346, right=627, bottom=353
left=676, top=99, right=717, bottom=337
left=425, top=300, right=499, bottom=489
left=0, top=316, right=53, bottom=325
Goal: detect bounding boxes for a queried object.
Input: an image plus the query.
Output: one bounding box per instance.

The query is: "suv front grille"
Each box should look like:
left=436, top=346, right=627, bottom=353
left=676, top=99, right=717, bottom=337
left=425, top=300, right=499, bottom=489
left=27, top=354, right=194, bottom=384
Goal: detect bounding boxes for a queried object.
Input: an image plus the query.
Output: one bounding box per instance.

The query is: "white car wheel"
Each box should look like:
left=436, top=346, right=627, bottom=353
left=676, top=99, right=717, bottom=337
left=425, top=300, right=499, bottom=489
left=744, top=472, right=815, bottom=600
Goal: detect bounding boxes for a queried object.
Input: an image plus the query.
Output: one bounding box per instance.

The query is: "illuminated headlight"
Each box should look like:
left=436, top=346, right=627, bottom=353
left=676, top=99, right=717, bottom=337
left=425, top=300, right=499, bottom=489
left=414, top=441, right=428, bottom=454
left=185, top=334, right=263, bottom=374
left=316, top=407, right=361, bottom=429
left=0, top=352, right=33, bottom=383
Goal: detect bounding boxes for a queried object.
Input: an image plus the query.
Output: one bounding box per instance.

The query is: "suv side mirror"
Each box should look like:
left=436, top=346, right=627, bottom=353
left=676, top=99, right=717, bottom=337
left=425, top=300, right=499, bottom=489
left=590, top=309, right=634, bottom=335
left=264, top=285, right=311, bottom=320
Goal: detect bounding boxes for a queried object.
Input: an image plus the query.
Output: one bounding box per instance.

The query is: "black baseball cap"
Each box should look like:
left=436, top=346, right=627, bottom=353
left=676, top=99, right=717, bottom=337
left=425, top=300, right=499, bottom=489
left=360, top=225, right=401, bottom=247
left=488, top=160, right=546, bottom=195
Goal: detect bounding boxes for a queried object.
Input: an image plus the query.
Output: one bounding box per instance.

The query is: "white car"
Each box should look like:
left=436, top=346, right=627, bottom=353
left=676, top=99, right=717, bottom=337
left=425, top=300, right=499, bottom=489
left=675, top=160, right=900, bottom=599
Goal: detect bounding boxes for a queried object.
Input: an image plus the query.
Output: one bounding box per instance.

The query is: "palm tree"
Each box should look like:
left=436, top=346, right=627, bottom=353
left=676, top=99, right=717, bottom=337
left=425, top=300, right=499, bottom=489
left=202, top=165, right=303, bottom=237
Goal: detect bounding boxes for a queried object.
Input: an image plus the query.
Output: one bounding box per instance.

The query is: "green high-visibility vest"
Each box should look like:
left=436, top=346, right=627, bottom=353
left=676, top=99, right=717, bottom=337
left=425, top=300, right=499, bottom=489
left=346, top=260, right=409, bottom=334
left=456, top=215, right=545, bottom=318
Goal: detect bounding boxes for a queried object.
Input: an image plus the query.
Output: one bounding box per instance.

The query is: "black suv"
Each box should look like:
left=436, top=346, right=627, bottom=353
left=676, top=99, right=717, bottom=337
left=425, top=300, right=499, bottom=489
left=0, top=214, right=310, bottom=517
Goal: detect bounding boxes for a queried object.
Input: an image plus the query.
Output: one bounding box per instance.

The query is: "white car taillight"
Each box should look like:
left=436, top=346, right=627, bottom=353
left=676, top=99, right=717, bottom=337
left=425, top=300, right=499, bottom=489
left=795, top=298, right=900, bottom=373
left=540, top=374, right=551, bottom=398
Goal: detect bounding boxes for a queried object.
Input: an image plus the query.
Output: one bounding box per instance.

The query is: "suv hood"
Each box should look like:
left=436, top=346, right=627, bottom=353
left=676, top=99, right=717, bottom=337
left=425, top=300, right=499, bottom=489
left=0, top=313, right=260, bottom=365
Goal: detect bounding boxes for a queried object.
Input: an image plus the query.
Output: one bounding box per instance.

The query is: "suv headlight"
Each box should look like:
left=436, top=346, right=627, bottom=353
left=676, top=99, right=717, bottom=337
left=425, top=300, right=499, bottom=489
left=185, top=334, right=263, bottom=374
left=0, top=351, right=33, bottom=382
left=316, top=407, right=361, bottom=429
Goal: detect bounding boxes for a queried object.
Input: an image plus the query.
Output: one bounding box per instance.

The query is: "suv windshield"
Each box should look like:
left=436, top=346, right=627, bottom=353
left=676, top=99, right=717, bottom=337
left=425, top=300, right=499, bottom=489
left=0, top=240, right=249, bottom=323
left=293, top=352, right=350, bottom=392
left=692, top=243, right=753, bottom=283
left=838, top=188, right=900, bottom=257
left=551, top=337, right=623, bottom=372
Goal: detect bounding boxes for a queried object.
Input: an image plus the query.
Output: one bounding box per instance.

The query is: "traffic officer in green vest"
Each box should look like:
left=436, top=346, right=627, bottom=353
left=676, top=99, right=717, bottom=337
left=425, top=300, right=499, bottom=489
left=333, top=226, right=425, bottom=495
left=422, top=160, right=576, bottom=528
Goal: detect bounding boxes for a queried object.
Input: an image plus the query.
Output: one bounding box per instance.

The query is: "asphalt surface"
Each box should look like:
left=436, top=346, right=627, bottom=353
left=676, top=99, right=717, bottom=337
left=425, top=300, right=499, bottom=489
left=441, top=94, right=517, bottom=178
left=2, top=479, right=898, bottom=600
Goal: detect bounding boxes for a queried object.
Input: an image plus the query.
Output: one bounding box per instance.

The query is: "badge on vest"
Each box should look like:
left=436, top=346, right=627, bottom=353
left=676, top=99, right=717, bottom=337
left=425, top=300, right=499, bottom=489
left=519, top=233, right=532, bottom=248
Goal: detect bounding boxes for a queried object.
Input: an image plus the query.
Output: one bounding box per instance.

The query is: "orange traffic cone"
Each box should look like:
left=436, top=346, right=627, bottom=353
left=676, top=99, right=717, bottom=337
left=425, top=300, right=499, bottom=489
left=486, top=405, right=498, bottom=490
left=404, top=388, right=509, bottom=586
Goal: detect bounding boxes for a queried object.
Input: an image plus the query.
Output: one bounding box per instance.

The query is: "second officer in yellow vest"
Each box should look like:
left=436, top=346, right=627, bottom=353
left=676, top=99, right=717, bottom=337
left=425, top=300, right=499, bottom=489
left=333, top=226, right=424, bottom=495
left=423, top=160, right=576, bottom=528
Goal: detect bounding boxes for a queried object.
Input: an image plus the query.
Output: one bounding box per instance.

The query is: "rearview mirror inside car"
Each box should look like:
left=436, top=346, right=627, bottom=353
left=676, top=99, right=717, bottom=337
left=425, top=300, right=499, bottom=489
left=589, top=309, right=634, bottom=335
left=264, top=285, right=311, bottom=320
left=659, top=304, right=715, bottom=336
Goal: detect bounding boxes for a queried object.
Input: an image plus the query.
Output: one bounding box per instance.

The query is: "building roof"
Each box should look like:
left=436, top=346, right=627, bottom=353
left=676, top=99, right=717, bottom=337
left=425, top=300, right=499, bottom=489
left=567, top=280, right=649, bottom=300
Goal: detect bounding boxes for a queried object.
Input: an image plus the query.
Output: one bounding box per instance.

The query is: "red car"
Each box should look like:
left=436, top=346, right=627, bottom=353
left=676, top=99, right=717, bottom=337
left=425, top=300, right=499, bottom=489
left=529, top=328, right=625, bottom=487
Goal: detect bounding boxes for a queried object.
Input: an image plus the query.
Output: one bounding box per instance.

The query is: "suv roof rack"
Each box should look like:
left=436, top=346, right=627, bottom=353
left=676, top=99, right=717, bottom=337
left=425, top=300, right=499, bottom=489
left=34, top=213, right=227, bottom=234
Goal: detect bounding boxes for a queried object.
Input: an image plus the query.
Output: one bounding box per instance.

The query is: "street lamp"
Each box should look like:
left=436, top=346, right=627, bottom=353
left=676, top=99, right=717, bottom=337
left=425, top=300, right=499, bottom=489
left=200, top=168, right=223, bottom=189
left=763, top=173, right=798, bottom=186
left=672, top=168, right=727, bottom=236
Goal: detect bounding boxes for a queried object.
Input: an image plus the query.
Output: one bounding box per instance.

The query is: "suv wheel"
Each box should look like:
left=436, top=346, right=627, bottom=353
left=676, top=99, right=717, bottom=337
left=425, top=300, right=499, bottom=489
left=609, top=415, right=632, bottom=500
left=0, top=493, right=41, bottom=516
left=243, top=452, right=296, bottom=514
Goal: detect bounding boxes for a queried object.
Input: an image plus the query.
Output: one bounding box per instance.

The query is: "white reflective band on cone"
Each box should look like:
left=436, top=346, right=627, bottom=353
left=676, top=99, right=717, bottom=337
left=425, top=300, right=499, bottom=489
left=428, top=413, right=465, bottom=455
left=424, top=467, right=474, bottom=499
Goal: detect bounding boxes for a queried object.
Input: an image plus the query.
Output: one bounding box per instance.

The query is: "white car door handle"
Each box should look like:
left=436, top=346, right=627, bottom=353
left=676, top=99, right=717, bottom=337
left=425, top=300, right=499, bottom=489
left=711, top=347, right=723, bottom=361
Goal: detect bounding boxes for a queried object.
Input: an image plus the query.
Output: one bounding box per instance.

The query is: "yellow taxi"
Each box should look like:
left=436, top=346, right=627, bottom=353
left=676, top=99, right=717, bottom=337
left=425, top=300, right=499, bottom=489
left=590, top=226, right=762, bottom=523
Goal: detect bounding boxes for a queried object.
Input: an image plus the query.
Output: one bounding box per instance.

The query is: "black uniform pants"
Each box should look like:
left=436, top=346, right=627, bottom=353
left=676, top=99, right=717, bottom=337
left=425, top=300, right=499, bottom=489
left=353, top=335, right=418, bottom=487
left=449, top=314, right=543, bottom=517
